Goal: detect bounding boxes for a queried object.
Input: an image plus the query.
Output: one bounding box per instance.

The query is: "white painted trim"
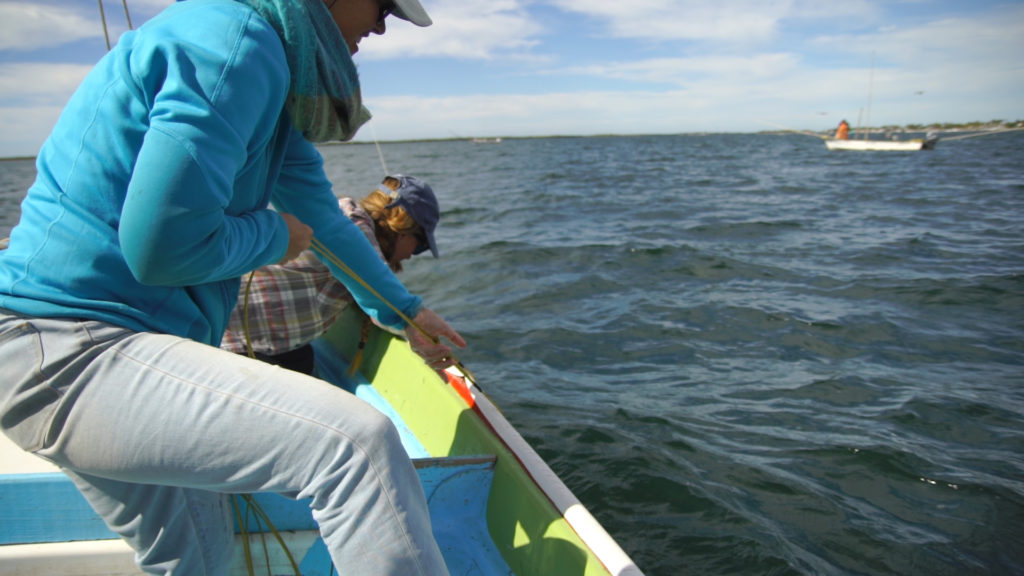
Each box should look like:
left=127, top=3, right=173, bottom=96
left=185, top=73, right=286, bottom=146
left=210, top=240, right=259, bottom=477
left=0, top=539, right=141, bottom=576
left=0, top=532, right=321, bottom=576
left=449, top=367, right=645, bottom=576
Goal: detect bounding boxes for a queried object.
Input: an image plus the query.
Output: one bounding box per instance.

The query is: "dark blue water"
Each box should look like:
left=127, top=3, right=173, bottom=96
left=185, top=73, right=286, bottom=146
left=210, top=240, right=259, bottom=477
left=3, top=133, right=1023, bottom=575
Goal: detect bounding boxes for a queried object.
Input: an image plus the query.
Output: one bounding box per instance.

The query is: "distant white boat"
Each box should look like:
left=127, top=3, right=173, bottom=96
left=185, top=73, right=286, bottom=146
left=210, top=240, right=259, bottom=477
left=824, top=136, right=937, bottom=151
left=470, top=137, right=502, bottom=144
left=824, top=52, right=939, bottom=152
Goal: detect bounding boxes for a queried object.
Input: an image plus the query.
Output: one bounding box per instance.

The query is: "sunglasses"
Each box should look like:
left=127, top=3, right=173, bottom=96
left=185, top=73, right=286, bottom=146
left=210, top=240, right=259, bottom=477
left=413, top=229, right=429, bottom=254
left=377, top=1, right=395, bottom=26
left=325, top=0, right=394, bottom=27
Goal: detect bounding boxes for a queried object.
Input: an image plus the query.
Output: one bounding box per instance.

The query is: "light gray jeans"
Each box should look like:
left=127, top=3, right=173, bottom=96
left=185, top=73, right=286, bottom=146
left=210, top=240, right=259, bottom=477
left=0, top=309, right=448, bottom=575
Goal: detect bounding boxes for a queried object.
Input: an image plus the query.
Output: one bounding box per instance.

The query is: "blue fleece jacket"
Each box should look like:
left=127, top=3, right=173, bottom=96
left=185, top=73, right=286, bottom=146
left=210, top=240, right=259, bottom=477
left=0, top=0, right=420, bottom=345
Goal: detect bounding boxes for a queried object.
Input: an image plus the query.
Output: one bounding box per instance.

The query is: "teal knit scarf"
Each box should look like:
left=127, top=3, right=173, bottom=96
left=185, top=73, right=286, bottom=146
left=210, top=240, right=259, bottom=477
left=237, top=0, right=371, bottom=142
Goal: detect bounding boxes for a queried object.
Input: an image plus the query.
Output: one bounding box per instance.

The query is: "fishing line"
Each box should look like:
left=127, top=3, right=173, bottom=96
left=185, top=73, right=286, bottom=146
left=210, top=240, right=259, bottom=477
left=369, top=121, right=389, bottom=176
left=239, top=237, right=477, bottom=386
left=310, top=237, right=478, bottom=387
left=756, top=120, right=828, bottom=140
left=241, top=127, right=477, bottom=385
left=936, top=126, right=1024, bottom=142
left=361, top=126, right=479, bottom=385
left=242, top=271, right=258, bottom=359
left=241, top=119, right=388, bottom=361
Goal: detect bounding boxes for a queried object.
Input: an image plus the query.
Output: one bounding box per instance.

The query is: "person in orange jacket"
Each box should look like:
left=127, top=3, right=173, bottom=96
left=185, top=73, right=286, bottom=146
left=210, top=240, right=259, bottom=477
left=836, top=119, right=851, bottom=140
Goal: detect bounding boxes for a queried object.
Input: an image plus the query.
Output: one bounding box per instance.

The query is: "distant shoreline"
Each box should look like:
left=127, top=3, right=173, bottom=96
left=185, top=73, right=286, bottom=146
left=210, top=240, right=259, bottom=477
left=4, top=120, right=1021, bottom=160
left=323, top=121, right=1024, bottom=147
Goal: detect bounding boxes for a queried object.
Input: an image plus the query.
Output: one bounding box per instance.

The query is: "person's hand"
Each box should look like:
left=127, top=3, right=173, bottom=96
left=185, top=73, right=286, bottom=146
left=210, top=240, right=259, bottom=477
left=405, top=307, right=467, bottom=370
left=279, top=213, right=313, bottom=263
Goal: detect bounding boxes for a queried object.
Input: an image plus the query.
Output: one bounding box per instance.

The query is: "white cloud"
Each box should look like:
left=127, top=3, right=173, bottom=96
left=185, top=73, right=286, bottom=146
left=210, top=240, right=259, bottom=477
left=805, top=5, right=1024, bottom=111
left=0, top=0, right=174, bottom=53
left=0, top=62, right=93, bottom=157
left=549, top=0, right=886, bottom=43
left=811, top=4, right=1024, bottom=59
left=357, top=7, right=1024, bottom=144
left=355, top=67, right=1019, bottom=144
left=360, top=0, right=543, bottom=59
left=548, top=0, right=791, bottom=41
left=358, top=90, right=778, bottom=141
left=0, top=2, right=99, bottom=51
left=558, top=53, right=802, bottom=86
left=0, top=62, right=93, bottom=106
left=1, top=0, right=1020, bottom=157
left=0, top=105, right=64, bottom=157
left=517, top=2, right=1024, bottom=129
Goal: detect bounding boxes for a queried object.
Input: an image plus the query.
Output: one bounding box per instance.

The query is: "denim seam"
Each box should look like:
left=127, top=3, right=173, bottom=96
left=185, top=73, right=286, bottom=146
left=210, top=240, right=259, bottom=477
left=112, top=342, right=428, bottom=574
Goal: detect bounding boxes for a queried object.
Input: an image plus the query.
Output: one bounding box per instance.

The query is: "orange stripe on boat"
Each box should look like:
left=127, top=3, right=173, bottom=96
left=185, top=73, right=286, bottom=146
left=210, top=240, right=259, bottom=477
left=444, top=371, right=475, bottom=408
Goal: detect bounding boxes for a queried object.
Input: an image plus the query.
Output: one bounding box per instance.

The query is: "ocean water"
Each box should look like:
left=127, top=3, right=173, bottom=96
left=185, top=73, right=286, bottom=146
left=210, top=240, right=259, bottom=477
left=3, top=132, right=1023, bottom=575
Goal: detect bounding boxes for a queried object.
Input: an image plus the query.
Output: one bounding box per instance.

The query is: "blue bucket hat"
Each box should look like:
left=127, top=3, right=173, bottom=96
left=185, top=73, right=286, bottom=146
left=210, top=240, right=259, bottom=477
left=384, top=175, right=439, bottom=257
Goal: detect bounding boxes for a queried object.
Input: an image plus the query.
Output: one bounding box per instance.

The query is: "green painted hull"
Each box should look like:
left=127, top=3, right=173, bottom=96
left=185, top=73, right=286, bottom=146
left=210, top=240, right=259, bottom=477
left=319, top=307, right=640, bottom=575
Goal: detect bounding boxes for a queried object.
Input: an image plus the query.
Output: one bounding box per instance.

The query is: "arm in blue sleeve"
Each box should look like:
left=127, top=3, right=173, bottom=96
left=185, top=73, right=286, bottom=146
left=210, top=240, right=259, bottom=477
left=270, top=134, right=421, bottom=329
left=119, top=8, right=291, bottom=286
left=121, top=129, right=288, bottom=285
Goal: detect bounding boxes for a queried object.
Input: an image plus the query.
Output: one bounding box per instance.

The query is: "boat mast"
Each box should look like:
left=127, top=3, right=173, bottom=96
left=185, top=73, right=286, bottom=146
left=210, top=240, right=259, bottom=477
left=864, top=52, right=875, bottom=140
left=97, top=0, right=111, bottom=50
left=97, top=0, right=134, bottom=51
left=121, top=0, right=134, bottom=30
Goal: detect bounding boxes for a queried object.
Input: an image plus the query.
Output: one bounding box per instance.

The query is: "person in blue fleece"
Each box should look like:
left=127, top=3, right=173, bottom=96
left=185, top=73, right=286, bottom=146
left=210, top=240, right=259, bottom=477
left=0, top=0, right=461, bottom=574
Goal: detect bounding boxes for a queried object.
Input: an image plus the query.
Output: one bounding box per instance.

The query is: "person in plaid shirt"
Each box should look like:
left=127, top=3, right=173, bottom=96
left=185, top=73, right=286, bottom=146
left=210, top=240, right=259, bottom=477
left=221, top=175, right=440, bottom=374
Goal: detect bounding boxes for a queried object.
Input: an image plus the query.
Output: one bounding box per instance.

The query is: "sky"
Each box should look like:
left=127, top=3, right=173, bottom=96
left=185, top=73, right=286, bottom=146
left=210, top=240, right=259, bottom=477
left=1, top=0, right=1023, bottom=157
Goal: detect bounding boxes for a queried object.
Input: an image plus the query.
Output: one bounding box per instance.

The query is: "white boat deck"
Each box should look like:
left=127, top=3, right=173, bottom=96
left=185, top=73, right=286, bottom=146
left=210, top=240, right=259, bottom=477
left=0, top=434, right=57, bottom=475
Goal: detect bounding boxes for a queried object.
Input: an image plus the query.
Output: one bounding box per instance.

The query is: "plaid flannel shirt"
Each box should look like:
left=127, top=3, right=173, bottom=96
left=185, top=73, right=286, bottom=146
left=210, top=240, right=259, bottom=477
left=220, top=198, right=381, bottom=356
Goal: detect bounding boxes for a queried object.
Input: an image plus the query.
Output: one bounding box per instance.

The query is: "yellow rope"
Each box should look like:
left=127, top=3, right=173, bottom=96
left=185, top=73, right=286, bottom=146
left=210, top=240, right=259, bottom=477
left=232, top=495, right=302, bottom=576
left=242, top=495, right=302, bottom=575
left=228, top=241, right=478, bottom=574
left=237, top=239, right=477, bottom=385
left=234, top=278, right=306, bottom=576
left=310, top=238, right=478, bottom=386
left=231, top=495, right=256, bottom=576
left=242, top=271, right=258, bottom=359
left=311, top=239, right=419, bottom=327
left=346, top=315, right=373, bottom=378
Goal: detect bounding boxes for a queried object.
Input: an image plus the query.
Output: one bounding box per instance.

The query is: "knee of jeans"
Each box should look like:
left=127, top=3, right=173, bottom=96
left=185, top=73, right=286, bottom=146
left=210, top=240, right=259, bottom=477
left=353, top=407, right=405, bottom=456
left=305, top=410, right=408, bottom=495
left=307, top=406, right=404, bottom=465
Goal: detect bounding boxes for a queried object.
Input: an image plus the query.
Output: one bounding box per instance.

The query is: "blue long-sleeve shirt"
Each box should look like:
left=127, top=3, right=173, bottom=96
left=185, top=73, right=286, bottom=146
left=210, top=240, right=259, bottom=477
left=0, top=0, right=420, bottom=345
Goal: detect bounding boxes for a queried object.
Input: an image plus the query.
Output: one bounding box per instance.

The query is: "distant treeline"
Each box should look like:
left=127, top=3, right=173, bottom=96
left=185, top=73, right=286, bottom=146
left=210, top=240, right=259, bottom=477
left=883, top=120, right=1024, bottom=132
left=8, top=120, right=1024, bottom=160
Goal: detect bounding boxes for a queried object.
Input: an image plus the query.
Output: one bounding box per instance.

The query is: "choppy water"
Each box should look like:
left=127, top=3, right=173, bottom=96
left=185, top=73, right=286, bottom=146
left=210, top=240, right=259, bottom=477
left=3, top=132, right=1023, bottom=575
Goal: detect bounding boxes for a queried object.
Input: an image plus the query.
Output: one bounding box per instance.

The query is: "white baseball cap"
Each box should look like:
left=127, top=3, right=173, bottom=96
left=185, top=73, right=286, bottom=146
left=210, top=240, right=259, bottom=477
left=392, top=0, right=432, bottom=27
